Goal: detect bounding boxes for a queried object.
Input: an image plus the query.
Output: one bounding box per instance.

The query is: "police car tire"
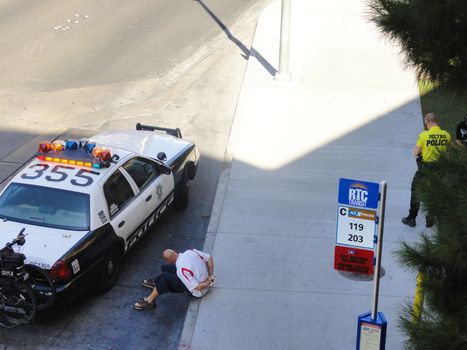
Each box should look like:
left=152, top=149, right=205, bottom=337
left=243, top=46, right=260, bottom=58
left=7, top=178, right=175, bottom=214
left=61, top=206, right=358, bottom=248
left=95, top=246, right=121, bottom=293
left=24, top=264, right=56, bottom=310
left=174, top=168, right=189, bottom=210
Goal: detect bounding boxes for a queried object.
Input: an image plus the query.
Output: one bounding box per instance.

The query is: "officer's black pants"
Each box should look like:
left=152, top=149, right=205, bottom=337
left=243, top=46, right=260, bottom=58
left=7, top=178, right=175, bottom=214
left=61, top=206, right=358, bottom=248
left=409, top=169, right=423, bottom=218
left=408, top=162, right=433, bottom=220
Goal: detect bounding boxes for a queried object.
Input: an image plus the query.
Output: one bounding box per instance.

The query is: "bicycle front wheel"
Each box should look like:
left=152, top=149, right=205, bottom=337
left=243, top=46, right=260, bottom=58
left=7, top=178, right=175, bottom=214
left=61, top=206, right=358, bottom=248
left=0, top=280, right=37, bottom=325
left=0, top=311, right=16, bottom=328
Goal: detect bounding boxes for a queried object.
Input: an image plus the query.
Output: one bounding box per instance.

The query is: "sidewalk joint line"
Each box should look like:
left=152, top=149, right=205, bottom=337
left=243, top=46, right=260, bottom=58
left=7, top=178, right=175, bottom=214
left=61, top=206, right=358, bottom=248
left=215, top=230, right=416, bottom=244
left=216, top=230, right=335, bottom=239
left=227, top=177, right=340, bottom=186
left=0, top=160, right=23, bottom=165
left=209, top=286, right=407, bottom=299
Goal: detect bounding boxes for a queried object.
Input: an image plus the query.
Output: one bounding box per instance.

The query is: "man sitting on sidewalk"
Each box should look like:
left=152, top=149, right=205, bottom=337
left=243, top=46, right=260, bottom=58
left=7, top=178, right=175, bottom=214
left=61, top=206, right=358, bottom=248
left=134, top=248, right=215, bottom=310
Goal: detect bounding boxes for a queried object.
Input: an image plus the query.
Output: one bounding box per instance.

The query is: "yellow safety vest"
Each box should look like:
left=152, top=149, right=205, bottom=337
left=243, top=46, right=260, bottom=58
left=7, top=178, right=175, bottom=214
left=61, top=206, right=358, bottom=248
left=416, top=126, right=451, bottom=162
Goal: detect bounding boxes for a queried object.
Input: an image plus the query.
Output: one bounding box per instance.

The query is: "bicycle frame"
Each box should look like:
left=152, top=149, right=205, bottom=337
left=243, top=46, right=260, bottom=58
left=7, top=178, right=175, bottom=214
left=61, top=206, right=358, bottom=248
left=0, top=229, right=38, bottom=327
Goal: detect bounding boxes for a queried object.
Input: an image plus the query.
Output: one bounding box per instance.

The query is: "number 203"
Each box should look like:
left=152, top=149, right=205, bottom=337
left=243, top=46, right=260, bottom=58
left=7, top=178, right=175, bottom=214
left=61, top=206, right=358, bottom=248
left=348, top=234, right=363, bottom=243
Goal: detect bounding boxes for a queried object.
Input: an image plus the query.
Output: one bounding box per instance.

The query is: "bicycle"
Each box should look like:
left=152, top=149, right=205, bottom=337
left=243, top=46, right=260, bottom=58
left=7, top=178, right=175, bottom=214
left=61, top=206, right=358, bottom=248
left=0, top=228, right=56, bottom=327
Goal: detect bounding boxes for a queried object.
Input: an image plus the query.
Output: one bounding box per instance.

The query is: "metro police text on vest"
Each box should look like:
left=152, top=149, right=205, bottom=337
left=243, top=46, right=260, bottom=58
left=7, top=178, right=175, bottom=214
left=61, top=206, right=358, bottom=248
left=426, top=133, right=448, bottom=146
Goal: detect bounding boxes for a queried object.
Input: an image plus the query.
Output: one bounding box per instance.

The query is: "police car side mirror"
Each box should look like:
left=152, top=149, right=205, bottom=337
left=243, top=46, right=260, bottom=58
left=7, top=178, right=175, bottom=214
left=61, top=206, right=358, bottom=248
left=157, top=163, right=172, bottom=175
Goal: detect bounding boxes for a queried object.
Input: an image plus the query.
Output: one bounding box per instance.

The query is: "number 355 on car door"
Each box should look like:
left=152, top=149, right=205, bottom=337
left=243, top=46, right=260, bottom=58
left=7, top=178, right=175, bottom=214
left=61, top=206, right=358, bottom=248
left=336, top=206, right=376, bottom=249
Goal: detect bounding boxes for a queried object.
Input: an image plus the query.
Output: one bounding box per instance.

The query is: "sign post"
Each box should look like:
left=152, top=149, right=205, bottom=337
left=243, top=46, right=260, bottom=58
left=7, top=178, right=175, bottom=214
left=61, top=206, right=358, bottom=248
left=276, top=0, right=291, bottom=81
left=356, top=181, right=388, bottom=350
left=371, top=181, right=387, bottom=321
left=334, top=178, right=388, bottom=349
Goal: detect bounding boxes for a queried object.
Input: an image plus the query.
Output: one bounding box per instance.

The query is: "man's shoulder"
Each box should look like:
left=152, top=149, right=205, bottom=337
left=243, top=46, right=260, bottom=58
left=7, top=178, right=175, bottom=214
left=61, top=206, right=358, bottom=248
left=418, top=129, right=429, bottom=140
left=177, top=250, right=197, bottom=262
left=434, top=128, right=451, bottom=142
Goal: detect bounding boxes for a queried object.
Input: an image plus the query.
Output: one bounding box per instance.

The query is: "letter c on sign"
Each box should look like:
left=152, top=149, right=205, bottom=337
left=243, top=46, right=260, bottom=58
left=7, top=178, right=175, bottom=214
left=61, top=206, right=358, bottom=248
left=340, top=207, right=347, bottom=216
left=361, top=191, right=368, bottom=202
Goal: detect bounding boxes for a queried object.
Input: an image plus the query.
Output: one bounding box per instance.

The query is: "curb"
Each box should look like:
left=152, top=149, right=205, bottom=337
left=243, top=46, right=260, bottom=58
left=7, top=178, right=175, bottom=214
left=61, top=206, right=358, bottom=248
left=177, top=167, right=231, bottom=350
left=177, top=1, right=268, bottom=346
left=176, top=17, right=257, bottom=350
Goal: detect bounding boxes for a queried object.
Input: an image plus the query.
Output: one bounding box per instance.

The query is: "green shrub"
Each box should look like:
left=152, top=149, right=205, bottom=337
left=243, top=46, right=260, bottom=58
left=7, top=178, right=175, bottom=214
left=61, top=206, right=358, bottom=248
left=396, top=146, right=467, bottom=349
left=368, top=0, right=467, bottom=86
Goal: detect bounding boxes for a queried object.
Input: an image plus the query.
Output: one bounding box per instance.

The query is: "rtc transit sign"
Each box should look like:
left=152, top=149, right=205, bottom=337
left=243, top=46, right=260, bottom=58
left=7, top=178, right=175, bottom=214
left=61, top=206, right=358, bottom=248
left=337, top=178, right=379, bottom=209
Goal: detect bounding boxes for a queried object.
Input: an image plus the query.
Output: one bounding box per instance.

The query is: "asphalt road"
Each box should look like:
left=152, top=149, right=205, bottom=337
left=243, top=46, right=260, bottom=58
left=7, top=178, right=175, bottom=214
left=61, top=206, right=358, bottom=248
left=0, top=0, right=269, bottom=348
left=0, top=0, right=253, bottom=94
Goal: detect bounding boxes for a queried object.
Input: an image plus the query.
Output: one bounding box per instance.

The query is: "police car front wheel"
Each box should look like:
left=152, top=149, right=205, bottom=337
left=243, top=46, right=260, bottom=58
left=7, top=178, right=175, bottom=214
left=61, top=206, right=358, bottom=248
left=174, top=168, right=189, bottom=210
left=95, top=246, right=121, bottom=293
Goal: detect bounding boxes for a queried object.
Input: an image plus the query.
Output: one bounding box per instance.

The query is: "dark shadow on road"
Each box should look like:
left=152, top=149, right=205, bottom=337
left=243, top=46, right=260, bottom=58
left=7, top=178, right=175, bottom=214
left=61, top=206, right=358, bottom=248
left=195, top=0, right=277, bottom=76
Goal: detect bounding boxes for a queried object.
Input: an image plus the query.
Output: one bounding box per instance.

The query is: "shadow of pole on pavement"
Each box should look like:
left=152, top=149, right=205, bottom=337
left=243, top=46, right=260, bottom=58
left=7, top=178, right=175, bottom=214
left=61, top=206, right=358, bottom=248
left=195, top=0, right=277, bottom=76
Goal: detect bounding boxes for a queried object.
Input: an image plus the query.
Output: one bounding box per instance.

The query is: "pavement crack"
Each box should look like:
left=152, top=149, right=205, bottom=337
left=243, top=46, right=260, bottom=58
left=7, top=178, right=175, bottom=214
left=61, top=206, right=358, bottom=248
left=0, top=161, right=23, bottom=165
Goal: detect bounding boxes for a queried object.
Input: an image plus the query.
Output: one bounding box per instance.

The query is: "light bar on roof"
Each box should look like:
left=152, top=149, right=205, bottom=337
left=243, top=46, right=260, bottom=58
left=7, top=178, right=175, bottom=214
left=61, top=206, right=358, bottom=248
left=36, top=139, right=113, bottom=169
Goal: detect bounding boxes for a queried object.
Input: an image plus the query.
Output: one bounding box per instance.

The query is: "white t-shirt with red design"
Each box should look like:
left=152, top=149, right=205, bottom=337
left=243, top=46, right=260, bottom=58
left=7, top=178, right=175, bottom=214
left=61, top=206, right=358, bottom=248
left=176, top=249, right=210, bottom=298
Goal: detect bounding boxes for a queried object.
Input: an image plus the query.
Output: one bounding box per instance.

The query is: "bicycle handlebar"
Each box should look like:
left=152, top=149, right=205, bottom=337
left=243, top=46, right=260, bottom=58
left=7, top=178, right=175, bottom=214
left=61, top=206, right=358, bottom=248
left=3, top=228, right=26, bottom=250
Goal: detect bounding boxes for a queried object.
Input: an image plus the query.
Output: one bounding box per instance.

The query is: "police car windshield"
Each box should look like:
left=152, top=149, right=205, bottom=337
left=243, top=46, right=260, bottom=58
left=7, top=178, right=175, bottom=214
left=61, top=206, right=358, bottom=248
left=0, top=183, right=90, bottom=231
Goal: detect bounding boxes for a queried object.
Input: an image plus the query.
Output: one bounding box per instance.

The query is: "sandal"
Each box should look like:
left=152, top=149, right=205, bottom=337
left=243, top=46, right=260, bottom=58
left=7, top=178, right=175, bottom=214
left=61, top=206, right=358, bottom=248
left=142, top=278, right=156, bottom=289
left=133, top=297, right=156, bottom=310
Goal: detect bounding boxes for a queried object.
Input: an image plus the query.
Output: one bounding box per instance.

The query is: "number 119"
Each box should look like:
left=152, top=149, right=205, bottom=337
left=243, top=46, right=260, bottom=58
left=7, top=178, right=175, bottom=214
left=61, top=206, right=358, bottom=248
left=349, top=222, right=364, bottom=231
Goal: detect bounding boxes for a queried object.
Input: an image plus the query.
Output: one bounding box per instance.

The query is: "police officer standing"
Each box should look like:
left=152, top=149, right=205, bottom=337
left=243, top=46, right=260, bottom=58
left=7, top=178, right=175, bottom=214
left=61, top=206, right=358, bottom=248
left=402, top=113, right=451, bottom=228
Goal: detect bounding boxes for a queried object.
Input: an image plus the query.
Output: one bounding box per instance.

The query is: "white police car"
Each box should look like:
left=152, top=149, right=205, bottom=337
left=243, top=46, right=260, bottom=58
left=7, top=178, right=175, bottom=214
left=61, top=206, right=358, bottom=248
left=0, top=123, right=199, bottom=301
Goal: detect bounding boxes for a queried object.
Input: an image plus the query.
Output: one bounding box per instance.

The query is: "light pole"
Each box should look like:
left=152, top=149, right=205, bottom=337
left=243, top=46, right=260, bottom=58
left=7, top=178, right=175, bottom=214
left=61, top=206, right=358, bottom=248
left=276, top=0, right=291, bottom=81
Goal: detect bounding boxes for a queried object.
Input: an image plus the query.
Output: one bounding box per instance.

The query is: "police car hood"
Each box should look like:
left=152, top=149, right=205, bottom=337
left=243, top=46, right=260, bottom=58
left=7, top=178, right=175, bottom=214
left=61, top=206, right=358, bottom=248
left=0, top=220, right=86, bottom=270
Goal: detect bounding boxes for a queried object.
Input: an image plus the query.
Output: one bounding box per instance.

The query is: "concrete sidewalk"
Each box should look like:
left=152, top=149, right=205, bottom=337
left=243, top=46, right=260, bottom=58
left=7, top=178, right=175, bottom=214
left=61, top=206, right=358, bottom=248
left=181, top=0, right=423, bottom=349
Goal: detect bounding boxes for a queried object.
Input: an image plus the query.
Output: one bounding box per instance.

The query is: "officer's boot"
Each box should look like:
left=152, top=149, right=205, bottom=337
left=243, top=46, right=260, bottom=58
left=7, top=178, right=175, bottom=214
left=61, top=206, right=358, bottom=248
left=402, top=215, right=416, bottom=227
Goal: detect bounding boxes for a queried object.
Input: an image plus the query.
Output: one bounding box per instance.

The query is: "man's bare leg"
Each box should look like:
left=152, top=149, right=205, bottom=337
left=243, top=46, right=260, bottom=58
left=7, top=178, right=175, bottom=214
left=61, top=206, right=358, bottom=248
left=146, top=288, right=159, bottom=303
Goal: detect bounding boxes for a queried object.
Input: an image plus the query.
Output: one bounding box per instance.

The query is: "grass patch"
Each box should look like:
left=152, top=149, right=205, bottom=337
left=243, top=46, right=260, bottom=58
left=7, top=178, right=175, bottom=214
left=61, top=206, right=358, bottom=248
left=419, top=80, right=467, bottom=138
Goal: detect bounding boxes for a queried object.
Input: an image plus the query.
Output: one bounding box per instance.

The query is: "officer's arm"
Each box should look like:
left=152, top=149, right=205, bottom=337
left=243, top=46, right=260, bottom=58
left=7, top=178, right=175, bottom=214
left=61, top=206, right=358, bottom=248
left=413, top=145, right=421, bottom=156
left=456, top=139, right=463, bottom=146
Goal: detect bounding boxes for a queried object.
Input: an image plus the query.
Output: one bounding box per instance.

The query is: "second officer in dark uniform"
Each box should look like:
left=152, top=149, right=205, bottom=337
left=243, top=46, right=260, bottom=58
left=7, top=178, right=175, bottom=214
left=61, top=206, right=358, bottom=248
left=455, top=115, right=467, bottom=146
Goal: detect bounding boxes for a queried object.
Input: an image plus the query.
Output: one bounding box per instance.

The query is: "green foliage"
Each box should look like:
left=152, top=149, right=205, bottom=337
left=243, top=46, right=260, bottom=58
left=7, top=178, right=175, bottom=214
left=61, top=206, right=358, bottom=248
left=368, top=0, right=467, bottom=85
left=399, top=304, right=467, bottom=350
left=396, top=146, right=467, bottom=349
left=419, top=81, right=467, bottom=138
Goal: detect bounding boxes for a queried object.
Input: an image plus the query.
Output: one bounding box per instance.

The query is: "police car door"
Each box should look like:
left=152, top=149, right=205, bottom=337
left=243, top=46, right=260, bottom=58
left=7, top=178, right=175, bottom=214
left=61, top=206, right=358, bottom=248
left=121, top=157, right=174, bottom=230
left=102, top=168, right=146, bottom=249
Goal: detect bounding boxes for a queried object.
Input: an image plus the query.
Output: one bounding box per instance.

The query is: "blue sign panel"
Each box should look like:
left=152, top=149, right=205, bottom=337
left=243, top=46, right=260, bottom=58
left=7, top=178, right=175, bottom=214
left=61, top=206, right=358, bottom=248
left=356, top=311, right=387, bottom=350
left=338, top=178, right=379, bottom=209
